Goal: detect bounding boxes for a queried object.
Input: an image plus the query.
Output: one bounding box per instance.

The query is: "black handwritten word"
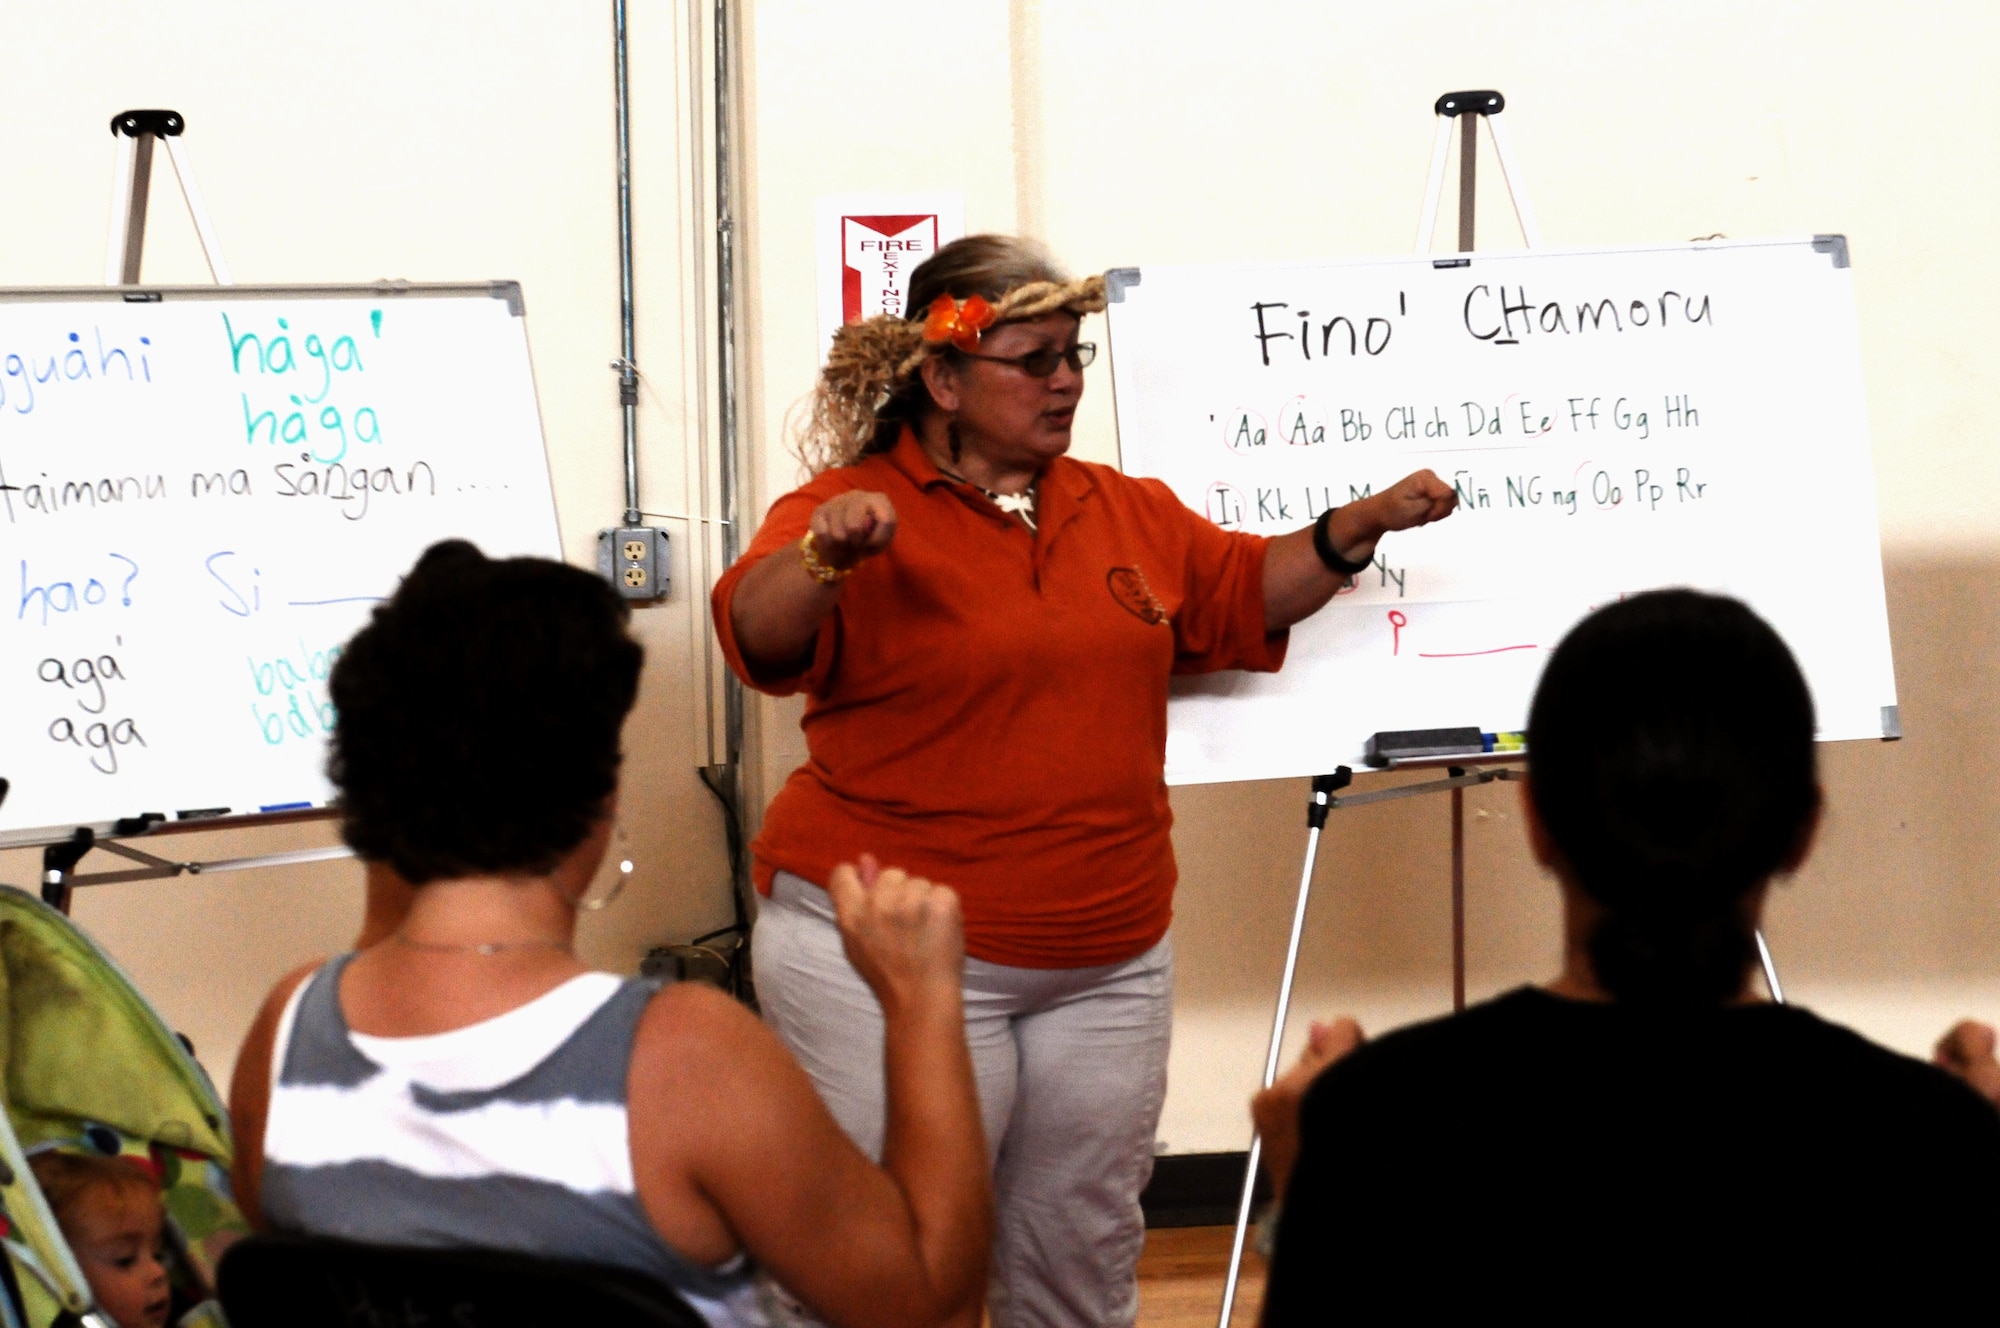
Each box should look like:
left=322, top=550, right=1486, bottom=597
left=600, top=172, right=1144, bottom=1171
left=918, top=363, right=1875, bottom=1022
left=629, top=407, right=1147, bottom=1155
left=0, top=464, right=166, bottom=524
left=1563, top=397, right=1655, bottom=439
left=273, top=459, right=437, bottom=521
left=1382, top=405, right=1453, bottom=441
left=39, top=652, right=127, bottom=715
left=1250, top=293, right=1403, bottom=367
left=1463, top=285, right=1713, bottom=345
left=0, top=328, right=154, bottom=416
left=1504, top=474, right=1580, bottom=515
left=1450, top=464, right=1711, bottom=514
left=48, top=715, right=146, bottom=775
left=192, top=469, right=253, bottom=498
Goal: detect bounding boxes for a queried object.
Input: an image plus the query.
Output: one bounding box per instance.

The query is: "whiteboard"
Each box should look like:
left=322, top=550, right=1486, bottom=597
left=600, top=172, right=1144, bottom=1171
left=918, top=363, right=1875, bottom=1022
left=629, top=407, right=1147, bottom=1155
left=1104, top=238, right=1898, bottom=785
left=0, top=283, right=561, bottom=843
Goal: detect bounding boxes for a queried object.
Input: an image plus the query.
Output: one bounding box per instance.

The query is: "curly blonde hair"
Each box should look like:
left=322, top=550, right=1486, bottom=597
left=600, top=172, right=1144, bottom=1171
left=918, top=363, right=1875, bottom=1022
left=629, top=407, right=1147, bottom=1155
left=797, top=235, right=1107, bottom=475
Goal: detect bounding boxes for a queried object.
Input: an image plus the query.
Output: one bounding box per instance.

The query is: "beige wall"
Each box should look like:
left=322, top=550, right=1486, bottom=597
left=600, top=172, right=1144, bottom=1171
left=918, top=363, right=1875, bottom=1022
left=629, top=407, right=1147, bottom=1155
left=2, top=1, right=1995, bottom=1158
left=743, top=0, right=2000, bottom=1151
left=0, top=1, right=736, bottom=1093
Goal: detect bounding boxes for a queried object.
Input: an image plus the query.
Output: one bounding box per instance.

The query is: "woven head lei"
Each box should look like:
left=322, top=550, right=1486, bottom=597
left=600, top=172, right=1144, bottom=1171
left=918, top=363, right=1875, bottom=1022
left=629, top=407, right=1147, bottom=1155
left=798, top=273, right=1108, bottom=474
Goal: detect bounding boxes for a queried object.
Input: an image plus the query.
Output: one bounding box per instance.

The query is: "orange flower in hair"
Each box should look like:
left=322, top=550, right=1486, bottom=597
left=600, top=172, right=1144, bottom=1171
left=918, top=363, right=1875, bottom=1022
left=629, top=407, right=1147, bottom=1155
left=921, top=294, right=997, bottom=353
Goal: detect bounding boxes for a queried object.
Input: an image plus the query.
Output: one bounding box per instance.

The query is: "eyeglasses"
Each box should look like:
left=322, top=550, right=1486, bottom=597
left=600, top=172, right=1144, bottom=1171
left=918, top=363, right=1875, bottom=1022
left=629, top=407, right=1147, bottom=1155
left=956, top=342, right=1097, bottom=378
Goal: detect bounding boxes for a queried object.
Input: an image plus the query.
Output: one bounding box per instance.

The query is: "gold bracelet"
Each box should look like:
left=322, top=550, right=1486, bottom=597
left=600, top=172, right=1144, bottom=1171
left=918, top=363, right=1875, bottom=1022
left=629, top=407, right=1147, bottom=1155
left=799, top=532, right=853, bottom=585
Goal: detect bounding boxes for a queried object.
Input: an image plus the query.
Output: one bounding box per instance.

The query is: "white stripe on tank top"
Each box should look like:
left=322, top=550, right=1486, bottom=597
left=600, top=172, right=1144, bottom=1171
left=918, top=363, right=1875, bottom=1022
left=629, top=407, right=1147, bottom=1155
left=260, top=956, right=776, bottom=1327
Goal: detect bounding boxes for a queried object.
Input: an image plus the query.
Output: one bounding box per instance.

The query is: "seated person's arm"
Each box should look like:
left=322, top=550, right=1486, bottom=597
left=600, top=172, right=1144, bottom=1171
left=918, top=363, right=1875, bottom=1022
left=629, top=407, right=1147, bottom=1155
left=630, top=860, right=988, bottom=1328
left=228, top=962, right=320, bottom=1228
left=1935, top=1020, right=2000, bottom=1106
left=1251, top=1018, right=1365, bottom=1202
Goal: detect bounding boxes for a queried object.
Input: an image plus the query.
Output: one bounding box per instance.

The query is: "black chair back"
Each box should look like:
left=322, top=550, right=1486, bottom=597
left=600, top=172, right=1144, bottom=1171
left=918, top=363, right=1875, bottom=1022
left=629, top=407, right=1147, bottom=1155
left=217, top=1233, right=712, bottom=1328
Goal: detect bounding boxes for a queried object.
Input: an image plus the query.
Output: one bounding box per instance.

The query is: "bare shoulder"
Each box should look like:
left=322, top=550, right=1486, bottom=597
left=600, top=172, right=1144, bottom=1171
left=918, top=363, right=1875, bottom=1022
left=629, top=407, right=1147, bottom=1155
left=627, top=982, right=837, bottom=1176
left=630, top=982, right=796, bottom=1089
left=233, top=961, right=321, bottom=1094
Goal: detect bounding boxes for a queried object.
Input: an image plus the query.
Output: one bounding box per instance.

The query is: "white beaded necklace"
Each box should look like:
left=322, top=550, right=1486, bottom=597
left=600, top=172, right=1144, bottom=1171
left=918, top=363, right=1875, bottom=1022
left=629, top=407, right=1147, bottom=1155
left=942, top=465, right=1038, bottom=530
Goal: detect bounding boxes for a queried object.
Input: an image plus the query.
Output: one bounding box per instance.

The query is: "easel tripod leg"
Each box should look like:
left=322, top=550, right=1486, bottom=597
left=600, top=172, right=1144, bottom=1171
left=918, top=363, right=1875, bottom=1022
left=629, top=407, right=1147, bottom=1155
left=1754, top=929, right=1785, bottom=1004
left=1218, top=813, right=1330, bottom=1325
left=1451, top=781, right=1467, bottom=1011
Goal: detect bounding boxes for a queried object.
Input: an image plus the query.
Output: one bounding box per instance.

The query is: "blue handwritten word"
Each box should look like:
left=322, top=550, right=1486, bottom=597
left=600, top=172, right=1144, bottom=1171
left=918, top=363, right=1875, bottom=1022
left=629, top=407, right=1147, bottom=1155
left=17, top=553, right=139, bottom=625
left=206, top=551, right=263, bottom=617
left=0, top=329, right=154, bottom=417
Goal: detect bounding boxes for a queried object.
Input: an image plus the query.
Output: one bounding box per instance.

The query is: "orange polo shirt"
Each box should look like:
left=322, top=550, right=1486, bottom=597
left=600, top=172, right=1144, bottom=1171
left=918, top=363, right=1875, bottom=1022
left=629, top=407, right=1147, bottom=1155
left=712, top=428, right=1286, bottom=968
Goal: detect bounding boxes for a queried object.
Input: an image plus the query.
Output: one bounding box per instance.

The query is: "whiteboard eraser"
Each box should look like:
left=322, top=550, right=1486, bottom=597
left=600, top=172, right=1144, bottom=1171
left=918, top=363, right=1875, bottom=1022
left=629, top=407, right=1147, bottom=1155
left=1364, top=727, right=1484, bottom=767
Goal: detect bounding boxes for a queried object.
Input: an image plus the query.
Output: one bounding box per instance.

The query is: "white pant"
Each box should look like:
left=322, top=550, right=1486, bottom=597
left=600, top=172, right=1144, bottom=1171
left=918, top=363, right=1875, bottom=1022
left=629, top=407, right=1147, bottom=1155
left=755, top=872, right=1174, bottom=1328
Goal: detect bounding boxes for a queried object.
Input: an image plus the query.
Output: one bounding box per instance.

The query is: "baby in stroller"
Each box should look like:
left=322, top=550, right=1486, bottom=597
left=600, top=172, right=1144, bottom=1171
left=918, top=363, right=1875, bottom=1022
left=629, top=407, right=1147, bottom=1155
left=26, top=1153, right=169, bottom=1328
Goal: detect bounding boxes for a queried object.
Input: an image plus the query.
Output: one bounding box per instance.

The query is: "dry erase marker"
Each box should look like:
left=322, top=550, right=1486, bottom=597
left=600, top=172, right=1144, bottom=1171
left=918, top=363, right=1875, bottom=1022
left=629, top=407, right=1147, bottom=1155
left=1482, top=731, right=1527, bottom=753
left=259, top=801, right=313, bottom=812
left=176, top=807, right=231, bottom=820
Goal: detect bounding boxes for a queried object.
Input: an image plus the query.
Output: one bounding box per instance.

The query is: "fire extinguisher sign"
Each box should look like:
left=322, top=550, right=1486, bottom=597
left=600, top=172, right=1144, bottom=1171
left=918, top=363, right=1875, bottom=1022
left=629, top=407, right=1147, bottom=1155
left=815, top=193, right=965, bottom=362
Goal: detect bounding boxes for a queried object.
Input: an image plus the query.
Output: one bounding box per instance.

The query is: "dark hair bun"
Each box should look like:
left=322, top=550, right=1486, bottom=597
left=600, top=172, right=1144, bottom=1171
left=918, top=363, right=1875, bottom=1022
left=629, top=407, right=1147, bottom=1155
left=328, top=541, right=643, bottom=885
left=1528, top=590, right=1818, bottom=1003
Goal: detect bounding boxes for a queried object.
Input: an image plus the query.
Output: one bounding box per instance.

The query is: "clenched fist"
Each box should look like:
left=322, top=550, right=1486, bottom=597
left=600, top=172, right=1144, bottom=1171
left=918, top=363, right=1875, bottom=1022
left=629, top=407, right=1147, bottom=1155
left=810, top=490, right=899, bottom=572
left=1371, top=469, right=1459, bottom=531
left=828, top=854, right=964, bottom=1019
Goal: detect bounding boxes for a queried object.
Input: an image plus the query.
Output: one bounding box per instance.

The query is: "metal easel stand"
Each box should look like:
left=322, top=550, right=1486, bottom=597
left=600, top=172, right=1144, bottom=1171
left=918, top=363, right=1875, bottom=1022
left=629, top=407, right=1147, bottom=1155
left=40, top=820, right=352, bottom=914
left=105, top=109, right=232, bottom=285
left=1413, top=89, right=1541, bottom=254
left=1215, top=761, right=1520, bottom=1326
left=26, top=110, right=346, bottom=913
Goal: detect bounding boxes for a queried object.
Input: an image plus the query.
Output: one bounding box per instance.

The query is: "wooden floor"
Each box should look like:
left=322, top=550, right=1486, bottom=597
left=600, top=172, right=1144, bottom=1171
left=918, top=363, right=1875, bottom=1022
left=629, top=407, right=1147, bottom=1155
left=1135, top=1226, right=1265, bottom=1327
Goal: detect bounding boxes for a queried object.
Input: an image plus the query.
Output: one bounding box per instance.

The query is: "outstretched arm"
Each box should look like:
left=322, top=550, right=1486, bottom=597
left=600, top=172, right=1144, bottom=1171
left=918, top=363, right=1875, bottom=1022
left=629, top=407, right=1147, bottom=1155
left=630, top=859, right=988, bottom=1328
left=1262, top=470, right=1457, bottom=630
left=728, top=491, right=897, bottom=672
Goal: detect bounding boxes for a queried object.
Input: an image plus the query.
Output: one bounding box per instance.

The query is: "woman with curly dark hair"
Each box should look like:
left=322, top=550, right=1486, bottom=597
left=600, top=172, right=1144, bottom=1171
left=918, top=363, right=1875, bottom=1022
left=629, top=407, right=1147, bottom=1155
left=229, top=541, right=990, bottom=1328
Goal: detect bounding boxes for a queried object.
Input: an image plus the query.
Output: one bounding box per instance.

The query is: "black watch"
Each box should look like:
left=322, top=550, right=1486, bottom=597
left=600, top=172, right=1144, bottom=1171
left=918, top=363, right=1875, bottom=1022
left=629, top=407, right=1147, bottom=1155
left=1311, top=507, right=1373, bottom=576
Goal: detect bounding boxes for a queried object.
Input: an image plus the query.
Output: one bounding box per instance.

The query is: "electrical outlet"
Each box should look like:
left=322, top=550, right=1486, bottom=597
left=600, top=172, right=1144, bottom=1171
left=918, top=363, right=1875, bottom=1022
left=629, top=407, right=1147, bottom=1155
left=597, top=525, right=670, bottom=601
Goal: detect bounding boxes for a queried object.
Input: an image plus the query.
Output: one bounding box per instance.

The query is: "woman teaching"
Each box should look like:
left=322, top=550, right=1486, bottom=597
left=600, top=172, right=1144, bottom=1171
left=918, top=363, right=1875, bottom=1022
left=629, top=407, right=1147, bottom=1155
left=713, top=235, right=1456, bottom=1325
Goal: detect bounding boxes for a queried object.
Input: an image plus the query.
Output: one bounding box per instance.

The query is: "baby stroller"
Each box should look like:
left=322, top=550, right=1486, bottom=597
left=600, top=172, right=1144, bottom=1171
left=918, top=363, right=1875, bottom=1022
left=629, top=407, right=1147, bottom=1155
left=0, top=883, right=244, bottom=1327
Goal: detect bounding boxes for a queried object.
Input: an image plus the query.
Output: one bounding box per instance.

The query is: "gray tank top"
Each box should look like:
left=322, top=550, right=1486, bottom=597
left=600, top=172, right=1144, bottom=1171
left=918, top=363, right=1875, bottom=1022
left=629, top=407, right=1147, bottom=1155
left=259, top=956, right=770, bottom=1326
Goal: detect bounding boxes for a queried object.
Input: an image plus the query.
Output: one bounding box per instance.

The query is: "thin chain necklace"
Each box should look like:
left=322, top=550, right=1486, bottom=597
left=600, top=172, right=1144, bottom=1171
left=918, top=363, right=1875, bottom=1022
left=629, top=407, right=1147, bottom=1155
left=940, top=463, right=1038, bottom=530
left=392, top=930, right=572, bottom=957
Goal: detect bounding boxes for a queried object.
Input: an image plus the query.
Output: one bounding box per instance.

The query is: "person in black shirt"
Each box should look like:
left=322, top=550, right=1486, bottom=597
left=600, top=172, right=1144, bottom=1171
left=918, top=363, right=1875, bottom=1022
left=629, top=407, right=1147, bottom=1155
left=1255, top=590, right=2000, bottom=1320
